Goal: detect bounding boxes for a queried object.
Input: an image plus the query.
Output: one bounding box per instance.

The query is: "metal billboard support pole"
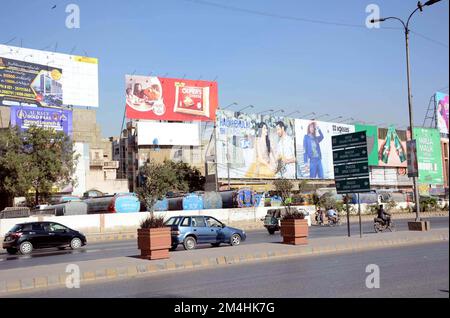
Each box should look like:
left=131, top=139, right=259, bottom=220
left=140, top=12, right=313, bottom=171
left=346, top=195, right=351, bottom=237
left=358, top=193, right=362, bottom=238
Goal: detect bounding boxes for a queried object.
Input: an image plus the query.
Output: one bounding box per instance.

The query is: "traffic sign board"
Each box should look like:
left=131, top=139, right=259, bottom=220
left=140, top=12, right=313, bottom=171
left=332, top=146, right=368, bottom=164
left=334, top=162, right=369, bottom=180
left=335, top=177, right=371, bottom=194
left=332, top=131, right=367, bottom=149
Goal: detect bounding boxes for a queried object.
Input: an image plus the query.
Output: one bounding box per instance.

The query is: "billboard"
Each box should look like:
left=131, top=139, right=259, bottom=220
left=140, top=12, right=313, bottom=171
left=435, top=92, right=449, bottom=135
left=0, top=57, right=63, bottom=107
left=136, top=121, right=200, bottom=146
left=355, top=124, right=378, bottom=165
left=414, top=127, right=443, bottom=185
left=125, top=75, right=218, bottom=122
left=216, top=110, right=296, bottom=179
left=10, top=106, right=73, bottom=135
left=295, top=119, right=354, bottom=179
left=0, top=44, right=99, bottom=107
left=377, top=126, right=407, bottom=167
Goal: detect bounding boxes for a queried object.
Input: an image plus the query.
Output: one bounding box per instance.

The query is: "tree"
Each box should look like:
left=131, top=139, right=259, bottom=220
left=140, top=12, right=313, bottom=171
left=273, top=179, right=294, bottom=206
left=0, top=126, right=77, bottom=208
left=137, top=160, right=204, bottom=211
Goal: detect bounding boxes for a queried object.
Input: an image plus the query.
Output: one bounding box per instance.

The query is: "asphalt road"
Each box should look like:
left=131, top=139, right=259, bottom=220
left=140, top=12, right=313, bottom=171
left=0, top=216, right=448, bottom=270
left=9, top=241, right=449, bottom=298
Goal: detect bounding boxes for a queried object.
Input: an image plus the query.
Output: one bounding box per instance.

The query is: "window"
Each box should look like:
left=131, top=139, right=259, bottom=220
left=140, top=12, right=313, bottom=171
left=181, top=217, right=191, bottom=227
left=165, top=217, right=181, bottom=226
left=48, top=223, right=68, bottom=232
left=191, top=216, right=206, bottom=227
left=205, top=217, right=222, bottom=228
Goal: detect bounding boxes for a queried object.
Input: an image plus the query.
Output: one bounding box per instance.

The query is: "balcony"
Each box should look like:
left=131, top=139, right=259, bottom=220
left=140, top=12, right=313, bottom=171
left=103, top=160, right=119, bottom=169
left=90, top=159, right=104, bottom=167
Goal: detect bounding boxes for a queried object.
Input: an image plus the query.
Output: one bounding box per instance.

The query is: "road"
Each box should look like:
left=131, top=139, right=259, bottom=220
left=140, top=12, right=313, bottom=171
left=0, top=216, right=448, bottom=270
left=8, top=241, right=448, bottom=298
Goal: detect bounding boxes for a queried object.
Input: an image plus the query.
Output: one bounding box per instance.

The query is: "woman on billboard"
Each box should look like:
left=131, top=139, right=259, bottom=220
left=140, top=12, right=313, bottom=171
left=246, top=122, right=276, bottom=178
left=303, top=121, right=324, bottom=179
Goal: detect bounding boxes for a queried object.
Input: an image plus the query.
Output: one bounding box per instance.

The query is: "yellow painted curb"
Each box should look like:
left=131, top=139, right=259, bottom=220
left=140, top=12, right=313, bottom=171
left=34, top=277, right=48, bottom=289
left=82, top=271, right=96, bottom=282
left=7, top=281, right=21, bottom=292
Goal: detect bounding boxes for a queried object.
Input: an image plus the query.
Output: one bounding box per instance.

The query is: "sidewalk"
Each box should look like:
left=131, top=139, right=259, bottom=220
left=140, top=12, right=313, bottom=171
left=0, top=227, right=448, bottom=295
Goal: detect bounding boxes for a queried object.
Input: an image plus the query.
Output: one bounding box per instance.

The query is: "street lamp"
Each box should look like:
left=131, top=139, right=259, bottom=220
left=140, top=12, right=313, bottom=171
left=338, top=117, right=354, bottom=123
left=257, top=109, right=274, bottom=115
left=313, top=113, right=329, bottom=120
left=237, top=104, right=254, bottom=113
left=303, top=112, right=316, bottom=119
left=270, top=109, right=285, bottom=116
left=285, top=110, right=302, bottom=117
left=370, top=0, right=441, bottom=222
left=329, top=116, right=343, bottom=122
left=222, top=102, right=238, bottom=110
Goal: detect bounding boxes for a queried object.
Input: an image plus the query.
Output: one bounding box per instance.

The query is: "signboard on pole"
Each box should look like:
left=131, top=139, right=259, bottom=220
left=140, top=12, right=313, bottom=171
left=332, top=131, right=371, bottom=194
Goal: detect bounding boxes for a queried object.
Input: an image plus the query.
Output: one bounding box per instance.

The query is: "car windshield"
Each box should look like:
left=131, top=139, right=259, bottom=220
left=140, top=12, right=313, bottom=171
left=164, top=217, right=181, bottom=226
left=9, top=224, right=22, bottom=233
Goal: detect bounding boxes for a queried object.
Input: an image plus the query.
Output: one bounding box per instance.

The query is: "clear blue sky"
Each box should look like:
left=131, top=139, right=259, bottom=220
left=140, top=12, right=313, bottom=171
left=1, top=0, right=448, bottom=137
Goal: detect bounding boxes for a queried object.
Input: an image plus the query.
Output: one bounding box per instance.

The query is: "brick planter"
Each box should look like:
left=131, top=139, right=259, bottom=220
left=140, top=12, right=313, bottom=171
left=280, top=219, right=308, bottom=245
left=137, top=227, right=171, bottom=260
left=408, top=221, right=431, bottom=232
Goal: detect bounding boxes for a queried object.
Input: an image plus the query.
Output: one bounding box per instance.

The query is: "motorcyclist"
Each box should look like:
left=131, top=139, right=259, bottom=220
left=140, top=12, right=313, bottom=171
left=377, top=204, right=391, bottom=227
left=326, top=207, right=338, bottom=224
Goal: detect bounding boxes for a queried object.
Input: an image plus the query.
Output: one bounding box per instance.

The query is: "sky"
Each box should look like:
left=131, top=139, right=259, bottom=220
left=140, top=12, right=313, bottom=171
left=0, top=0, right=448, bottom=137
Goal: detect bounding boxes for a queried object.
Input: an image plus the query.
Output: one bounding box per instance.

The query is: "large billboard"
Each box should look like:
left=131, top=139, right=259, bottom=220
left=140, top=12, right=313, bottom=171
left=136, top=121, right=200, bottom=146
left=10, top=106, right=73, bottom=135
left=295, top=119, right=355, bottom=179
left=216, top=110, right=296, bottom=179
left=435, top=92, right=449, bottom=135
left=0, top=44, right=99, bottom=107
left=377, top=126, right=408, bottom=167
left=125, top=75, right=218, bottom=122
left=355, top=124, right=378, bottom=166
left=0, top=57, right=63, bottom=107
left=414, top=127, right=443, bottom=185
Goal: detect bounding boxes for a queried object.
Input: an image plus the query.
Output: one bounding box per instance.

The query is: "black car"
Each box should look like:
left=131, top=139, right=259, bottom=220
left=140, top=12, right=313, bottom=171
left=2, top=221, right=87, bottom=255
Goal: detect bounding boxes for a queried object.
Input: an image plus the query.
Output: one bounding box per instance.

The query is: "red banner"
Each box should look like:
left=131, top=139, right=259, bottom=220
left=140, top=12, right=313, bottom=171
left=125, top=75, right=218, bottom=121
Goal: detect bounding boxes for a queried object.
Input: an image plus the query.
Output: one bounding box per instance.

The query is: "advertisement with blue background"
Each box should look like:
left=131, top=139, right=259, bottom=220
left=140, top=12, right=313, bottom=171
left=10, top=106, right=73, bottom=136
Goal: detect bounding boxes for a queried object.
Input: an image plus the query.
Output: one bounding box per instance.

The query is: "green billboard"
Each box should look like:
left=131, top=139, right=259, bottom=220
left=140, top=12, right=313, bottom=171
left=355, top=124, right=378, bottom=166
left=414, top=128, right=443, bottom=185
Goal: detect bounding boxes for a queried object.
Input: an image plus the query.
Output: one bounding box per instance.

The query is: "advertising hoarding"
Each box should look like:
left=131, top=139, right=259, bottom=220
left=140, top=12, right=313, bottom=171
left=377, top=126, right=408, bottom=167
left=10, top=106, right=73, bottom=135
left=0, top=44, right=98, bottom=107
left=414, top=127, right=443, bottom=185
left=216, top=110, right=296, bottom=179
left=435, top=92, right=449, bottom=135
left=355, top=124, right=378, bottom=165
left=136, top=121, right=200, bottom=146
left=125, top=75, right=218, bottom=122
left=295, top=119, right=355, bottom=179
left=0, top=57, right=63, bottom=107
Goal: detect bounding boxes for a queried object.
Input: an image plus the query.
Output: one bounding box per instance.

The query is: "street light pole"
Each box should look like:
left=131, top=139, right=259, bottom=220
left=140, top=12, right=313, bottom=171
left=371, top=0, right=442, bottom=222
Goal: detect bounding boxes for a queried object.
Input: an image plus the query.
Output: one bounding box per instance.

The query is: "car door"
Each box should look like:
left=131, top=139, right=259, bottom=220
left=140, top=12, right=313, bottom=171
left=191, top=216, right=209, bottom=243
left=21, top=223, right=46, bottom=248
left=48, top=223, right=73, bottom=246
left=204, top=216, right=223, bottom=243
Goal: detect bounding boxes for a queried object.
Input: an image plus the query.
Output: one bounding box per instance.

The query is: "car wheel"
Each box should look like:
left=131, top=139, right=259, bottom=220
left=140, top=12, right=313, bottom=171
left=267, top=228, right=276, bottom=235
left=70, top=237, right=82, bottom=250
left=211, top=242, right=221, bottom=247
left=230, top=234, right=241, bottom=246
left=183, top=236, right=197, bottom=250
left=19, top=241, right=33, bottom=255
left=6, top=248, right=17, bottom=255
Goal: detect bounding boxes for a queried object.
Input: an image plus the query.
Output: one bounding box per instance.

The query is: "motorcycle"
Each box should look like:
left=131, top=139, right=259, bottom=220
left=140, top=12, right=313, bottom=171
left=327, top=215, right=341, bottom=227
left=374, top=217, right=394, bottom=232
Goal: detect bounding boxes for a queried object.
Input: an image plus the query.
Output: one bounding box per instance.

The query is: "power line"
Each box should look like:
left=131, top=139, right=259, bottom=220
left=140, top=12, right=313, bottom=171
left=410, top=31, right=449, bottom=48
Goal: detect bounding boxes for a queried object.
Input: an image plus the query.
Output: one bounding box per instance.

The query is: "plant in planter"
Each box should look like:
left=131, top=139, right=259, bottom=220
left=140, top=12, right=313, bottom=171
left=280, top=207, right=308, bottom=245
left=137, top=214, right=171, bottom=260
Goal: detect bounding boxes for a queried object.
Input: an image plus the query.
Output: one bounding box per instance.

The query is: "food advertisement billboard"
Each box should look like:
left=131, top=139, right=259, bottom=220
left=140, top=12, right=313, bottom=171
left=414, top=127, right=443, bottom=185
left=377, top=126, right=408, bottom=167
left=216, top=110, right=296, bottom=179
left=0, top=44, right=99, bottom=108
left=10, top=106, right=73, bottom=135
left=435, top=92, right=449, bottom=135
left=295, top=119, right=355, bottom=179
left=125, top=75, right=218, bottom=122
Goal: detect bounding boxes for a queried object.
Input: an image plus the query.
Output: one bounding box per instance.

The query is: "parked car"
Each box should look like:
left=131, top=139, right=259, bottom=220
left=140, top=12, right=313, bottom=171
left=263, top=207, right=311, bottom=234
left=2, top=222, right=87, bottom=255
left=164, top=215, right=246, bottom=251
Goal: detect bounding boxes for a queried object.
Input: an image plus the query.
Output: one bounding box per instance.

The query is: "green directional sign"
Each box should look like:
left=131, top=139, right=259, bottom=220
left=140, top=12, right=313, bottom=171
left=334, top=162, right=369, bottom=180
left=332, top=131, right=367, bottom=149
left=332, top=146, right=368, bottom=164
left=335, top=177, right=371, bottom=194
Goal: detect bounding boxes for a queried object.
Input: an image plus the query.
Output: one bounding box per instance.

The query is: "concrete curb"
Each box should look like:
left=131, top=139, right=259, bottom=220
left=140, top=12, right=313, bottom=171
left=1, top=231, right=448, bottom=296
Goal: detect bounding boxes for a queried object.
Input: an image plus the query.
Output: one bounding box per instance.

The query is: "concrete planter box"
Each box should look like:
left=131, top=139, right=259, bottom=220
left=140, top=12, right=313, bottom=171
left=137, top=227, right=171, bottom=260
left=280, top=219, right=308, bottom=245
left=408, top=221, right=431, bottom=231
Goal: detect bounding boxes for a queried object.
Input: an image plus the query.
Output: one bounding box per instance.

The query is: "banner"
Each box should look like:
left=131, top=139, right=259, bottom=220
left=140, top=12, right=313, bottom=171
left=377, top=126, right=407, bottom=167
left=435, top=92, right=449, bottom=135
left=295, top=119, right=355, bottom=179
left=10, top=106, right=73, bottom=135
left=0, top=44, right=99, bottom=108
left=0, top=57, right=63, bottom=107
left=414, top=127, right=443, bottom=185
left=136, top=121, right=200, bottom=146
left=355, top=124, right=378, bottom=166
left=125, top=75, right=218, bottom=122
left=216, top=110, right=296, bottom=179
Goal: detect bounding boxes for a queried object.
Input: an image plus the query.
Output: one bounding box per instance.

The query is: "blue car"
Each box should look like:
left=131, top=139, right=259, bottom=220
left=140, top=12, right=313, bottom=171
left=164, top=215, right=246, bottom=251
